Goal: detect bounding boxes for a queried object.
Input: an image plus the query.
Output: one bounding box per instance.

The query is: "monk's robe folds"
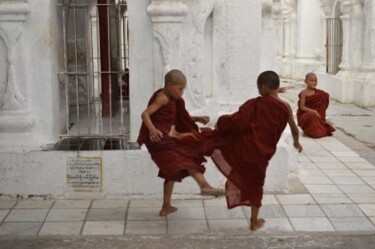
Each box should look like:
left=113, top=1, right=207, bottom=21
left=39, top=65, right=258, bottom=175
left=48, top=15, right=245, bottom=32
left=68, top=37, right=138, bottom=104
left=297, top=89, right=335, bottom=138
left=209, top=97, right=289, bottom=208
left=137, top=89, right=206, bottom=182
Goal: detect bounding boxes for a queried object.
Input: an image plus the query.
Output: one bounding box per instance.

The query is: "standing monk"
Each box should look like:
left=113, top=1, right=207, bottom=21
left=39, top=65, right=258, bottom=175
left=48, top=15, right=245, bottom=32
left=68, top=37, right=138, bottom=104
left=297, top=73, right=335, bottom=138
left=137, top=69, right=224, bottom=217
left=208, top=71, right=303, bottom=231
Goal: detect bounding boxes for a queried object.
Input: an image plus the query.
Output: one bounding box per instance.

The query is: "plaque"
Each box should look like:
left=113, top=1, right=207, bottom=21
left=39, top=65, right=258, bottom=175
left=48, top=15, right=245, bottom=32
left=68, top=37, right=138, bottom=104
left=67, top=157, right=102, bottom=192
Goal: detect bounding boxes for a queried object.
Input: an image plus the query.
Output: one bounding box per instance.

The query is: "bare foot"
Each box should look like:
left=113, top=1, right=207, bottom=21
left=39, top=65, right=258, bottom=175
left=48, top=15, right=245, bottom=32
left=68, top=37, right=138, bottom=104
left=201, top=187, right=225, bottom=197
left=250, top=218, right=265, bottom=231
left=159, top=206, right=178, bottom=216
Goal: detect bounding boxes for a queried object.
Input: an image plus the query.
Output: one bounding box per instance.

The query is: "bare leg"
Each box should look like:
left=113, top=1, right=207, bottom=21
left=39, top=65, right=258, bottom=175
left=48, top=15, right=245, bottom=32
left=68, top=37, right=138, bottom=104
left=187, top=169, right=225, bottom=197
left=250, top=206, right=265, bottom=231
left=168, top=125, right=198, bottom=141
left=159, top=180, right=178, bottom=216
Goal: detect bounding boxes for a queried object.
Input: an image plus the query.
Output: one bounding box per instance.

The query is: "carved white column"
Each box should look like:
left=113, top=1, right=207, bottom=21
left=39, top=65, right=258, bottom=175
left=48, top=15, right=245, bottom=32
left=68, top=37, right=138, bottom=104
left=179, top=0, right=215, bottom=110
left=317, top=0, right=332, bottom=72
left=360, top=0, right=375, bottom=106
left=361, top=0, right=375, bottom=72
left=272, top=0, right=283, bottom=58
left=147, top=0, right=187, bottom=90
left=0, top=1, right=34, bottom=133
left=339, top=1, right=352, bottom=71
left=280, top=0, right=297, bottom=77
left=350, top=0, right=363, bottom=71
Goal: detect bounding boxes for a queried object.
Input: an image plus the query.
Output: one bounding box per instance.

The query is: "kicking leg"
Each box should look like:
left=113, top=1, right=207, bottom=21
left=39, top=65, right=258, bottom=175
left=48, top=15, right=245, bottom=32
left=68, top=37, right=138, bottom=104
left=250, top=206, right=265, bottom=231
left=159, top=180, right=178, bottom=216
left=187, top=169, right=225, bottom=197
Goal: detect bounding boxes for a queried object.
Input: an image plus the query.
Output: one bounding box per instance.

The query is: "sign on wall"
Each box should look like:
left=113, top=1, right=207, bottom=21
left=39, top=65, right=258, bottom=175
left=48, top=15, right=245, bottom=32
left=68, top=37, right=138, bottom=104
left=67, top=157, right=102, bottom=192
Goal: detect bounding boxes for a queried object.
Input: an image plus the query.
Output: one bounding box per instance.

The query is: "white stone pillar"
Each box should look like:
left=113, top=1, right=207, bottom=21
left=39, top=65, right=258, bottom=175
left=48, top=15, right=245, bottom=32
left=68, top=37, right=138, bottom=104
left=213, top=0, right=261, bottom=106
left=361, top=0, right=375, bottom=72
left=0, top=1, right=34, bottom=145
left=280, top=0, right=297, bottom=78
left=147, top=0, right=187, bottom=90
left=350, top=0, right=363, bottom=71
left=273, top=0, right=283, bottom=59
left=296, top=0, right=317, bottom=59
left=317, top=0, right=332, bottom=72
left=359, top=0, right=375, bottom=106
left=339, top=1, right=352, bottom=72
left=260, top=0, right=279, bottom=72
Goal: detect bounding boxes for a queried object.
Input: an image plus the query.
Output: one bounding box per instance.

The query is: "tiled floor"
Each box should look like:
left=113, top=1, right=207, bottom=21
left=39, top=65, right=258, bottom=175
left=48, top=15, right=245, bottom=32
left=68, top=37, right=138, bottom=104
left=1, top=136, right=375, bottom=236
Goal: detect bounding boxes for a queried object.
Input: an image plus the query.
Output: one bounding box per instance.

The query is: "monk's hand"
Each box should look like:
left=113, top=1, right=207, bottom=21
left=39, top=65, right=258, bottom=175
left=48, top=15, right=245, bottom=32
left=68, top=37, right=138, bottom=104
left=149, top=129, right=163, bottom=143
left=294, top=142, right=303, bottom=153
left=277, top=87, right=287, bottom=93
left=197, top=116, right=210, bottom=125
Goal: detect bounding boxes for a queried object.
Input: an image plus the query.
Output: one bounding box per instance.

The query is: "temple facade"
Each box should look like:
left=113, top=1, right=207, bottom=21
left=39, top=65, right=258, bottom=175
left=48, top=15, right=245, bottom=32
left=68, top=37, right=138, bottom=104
left=9, top=0, right=366, bottom=197
left=273, top=0, right=375, bottom=107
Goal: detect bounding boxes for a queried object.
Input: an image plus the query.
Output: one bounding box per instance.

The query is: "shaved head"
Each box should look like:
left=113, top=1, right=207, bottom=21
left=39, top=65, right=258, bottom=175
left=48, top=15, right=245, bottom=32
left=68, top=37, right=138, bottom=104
left=305, top=72, right=317, bottom=81
left=257, top=71, right=280, bottom=90
left=165, top=69, right=186, bottom=85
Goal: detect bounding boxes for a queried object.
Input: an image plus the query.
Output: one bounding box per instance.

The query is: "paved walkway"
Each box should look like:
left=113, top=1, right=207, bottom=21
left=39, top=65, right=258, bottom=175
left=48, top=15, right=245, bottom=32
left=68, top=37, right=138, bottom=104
left=0, top=80, right=375, bottom=239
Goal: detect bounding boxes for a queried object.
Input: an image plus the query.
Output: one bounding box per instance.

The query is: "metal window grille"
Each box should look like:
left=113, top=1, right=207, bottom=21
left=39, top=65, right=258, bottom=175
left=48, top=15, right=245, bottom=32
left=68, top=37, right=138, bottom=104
left=57, top=0, right=129, bottom=139
left=326, top=17, right=343, bottom=74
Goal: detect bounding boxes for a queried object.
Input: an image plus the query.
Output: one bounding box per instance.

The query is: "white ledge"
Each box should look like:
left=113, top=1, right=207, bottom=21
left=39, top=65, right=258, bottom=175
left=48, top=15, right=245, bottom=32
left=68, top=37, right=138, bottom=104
left=147, top=1, right=187, bottom=22
left=0, top=3, right=30, bottom=21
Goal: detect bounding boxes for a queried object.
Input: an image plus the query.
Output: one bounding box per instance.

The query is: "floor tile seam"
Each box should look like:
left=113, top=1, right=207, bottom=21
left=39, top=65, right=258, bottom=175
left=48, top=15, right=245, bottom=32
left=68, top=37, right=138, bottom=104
left=123, top=199, right=131, bottom=235
left=309, top=162, right=369, bottom=191
left=304, top=188, right=357, bottom=220
left=35, top=203, right=55, bottom=237
left=336, top=184, right=375, bottom=195
left=0, top=209, right=11, bottom=227
left=299, top=158, right=343, bottom=187
left=326, top=216, right=375, bottom=231
left=201, top=199, right=211, bottom=233
left=277, top=202, right=296, bottom=232
left=355, top=203, right=375, bottom=219
left=78, top=200, right=93, bottom=236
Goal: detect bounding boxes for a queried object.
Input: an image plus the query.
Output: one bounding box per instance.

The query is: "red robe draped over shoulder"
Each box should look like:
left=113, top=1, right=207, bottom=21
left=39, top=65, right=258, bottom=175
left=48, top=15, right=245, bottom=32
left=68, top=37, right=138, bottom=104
left=210, top=96, right=289, bottom=208
left=297, top=89, right=335, bottom=138
left=137, top=89, right=206, bottom=182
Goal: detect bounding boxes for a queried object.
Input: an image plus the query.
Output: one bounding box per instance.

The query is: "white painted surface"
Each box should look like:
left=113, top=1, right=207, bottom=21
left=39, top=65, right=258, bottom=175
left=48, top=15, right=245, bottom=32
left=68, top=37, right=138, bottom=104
left=277, top=0, right=375, bottom=106
left=0, top=0, right=297, bottom=197
left=0, top=132, right=295, bottom=198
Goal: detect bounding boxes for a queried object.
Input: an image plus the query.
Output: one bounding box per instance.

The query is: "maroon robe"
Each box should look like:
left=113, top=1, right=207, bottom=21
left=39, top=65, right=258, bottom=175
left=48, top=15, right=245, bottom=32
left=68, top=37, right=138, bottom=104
left=297, top=89, right=335, bottom=138
left=209, top=96, right=289, bottom=208
left=137, top=89, right=206, bottom=182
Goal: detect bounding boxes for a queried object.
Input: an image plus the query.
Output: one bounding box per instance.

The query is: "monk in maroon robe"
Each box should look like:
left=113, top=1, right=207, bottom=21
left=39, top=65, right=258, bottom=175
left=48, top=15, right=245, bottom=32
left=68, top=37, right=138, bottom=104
left=137, top=69, right=224, bottom=217
left=297, top=73, right=335, bottom=138
left=207, top=71, right=302, bottom=231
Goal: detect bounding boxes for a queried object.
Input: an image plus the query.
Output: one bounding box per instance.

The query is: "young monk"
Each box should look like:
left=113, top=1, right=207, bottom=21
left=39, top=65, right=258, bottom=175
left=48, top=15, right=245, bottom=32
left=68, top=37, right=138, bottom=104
left=137, top=69, right=224, bottom=217
left=297, top=73, right=335, bottom=138
left=205, top=71, right=303, bottom=231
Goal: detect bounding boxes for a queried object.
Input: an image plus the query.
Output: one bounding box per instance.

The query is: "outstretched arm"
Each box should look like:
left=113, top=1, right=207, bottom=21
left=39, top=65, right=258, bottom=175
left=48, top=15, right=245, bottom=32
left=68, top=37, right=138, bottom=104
left=285, top=102, right=303, bottom=152
left=141, top=93, right=169, bottom=142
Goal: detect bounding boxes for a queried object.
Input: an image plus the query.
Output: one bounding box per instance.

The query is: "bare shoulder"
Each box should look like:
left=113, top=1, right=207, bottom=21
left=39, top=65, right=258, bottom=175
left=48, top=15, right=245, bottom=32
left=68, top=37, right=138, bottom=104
left=299, top=89, right=307, bottom=97
left=153, top=91, right=169, bottom=106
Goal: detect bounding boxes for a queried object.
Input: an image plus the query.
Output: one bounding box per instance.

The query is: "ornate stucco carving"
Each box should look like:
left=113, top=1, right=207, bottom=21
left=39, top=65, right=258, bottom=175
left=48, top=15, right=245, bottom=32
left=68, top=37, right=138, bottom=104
left=180, top=0, right=215, bottom=110
left=147, top=0, right=187, bottom=89
left=0, top=0, right=33, bottom=133
left=0, top=30, right=25, bottom=111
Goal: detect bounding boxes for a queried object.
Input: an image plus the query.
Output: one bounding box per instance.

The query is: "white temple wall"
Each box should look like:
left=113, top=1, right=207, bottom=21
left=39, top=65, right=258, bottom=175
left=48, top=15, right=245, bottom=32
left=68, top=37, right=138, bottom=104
left=127, top=0, right=154, bottom=141
left=0, top=0, right=298, bottom=198
left=277, top=0, right=375, bottom=107
left=26, top=0, right=63, bottom=145
left=260, top=0, right=279, bottom=73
